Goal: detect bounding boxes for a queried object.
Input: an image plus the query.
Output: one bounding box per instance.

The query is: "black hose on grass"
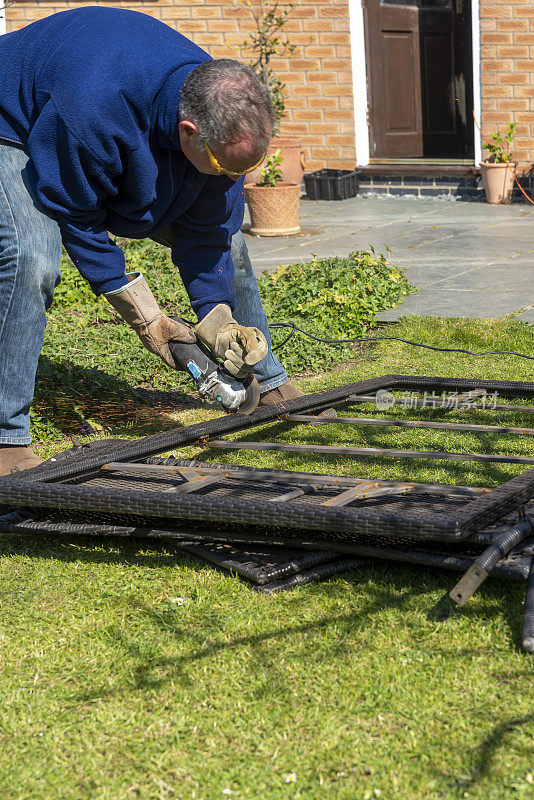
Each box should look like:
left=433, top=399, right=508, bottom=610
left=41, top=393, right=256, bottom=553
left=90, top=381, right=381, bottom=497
left=269, top=321, right=534, bottom=361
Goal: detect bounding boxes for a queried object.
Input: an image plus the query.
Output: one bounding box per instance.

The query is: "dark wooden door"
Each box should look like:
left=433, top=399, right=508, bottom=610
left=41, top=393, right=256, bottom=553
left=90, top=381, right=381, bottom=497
left=364, top=0, right=473, bottom=159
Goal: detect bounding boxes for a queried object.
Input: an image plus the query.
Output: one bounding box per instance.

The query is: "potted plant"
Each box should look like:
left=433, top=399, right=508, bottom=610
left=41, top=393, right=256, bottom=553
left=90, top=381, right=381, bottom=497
left=238, top=0, right=306, bottom=186
left=480, top=122, right=517, bottom=204
left=244, top=148, right=301, bottom=236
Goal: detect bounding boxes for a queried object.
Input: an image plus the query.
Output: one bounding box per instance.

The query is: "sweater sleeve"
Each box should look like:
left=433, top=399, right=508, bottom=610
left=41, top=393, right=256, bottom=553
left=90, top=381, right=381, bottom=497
left=171, top=175, right=245, bottom=320
left=26, top=99, right=128, bottom=295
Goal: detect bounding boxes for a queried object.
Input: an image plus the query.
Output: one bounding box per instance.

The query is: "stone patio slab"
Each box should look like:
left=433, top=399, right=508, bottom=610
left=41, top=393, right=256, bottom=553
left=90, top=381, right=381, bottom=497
left=378, top=291, right=534, bottom=321
left=244, top=195, right=534, bottom=321
left=516, top=307, right=534, bottom=322
left=431, top=266, right=534, bottom=292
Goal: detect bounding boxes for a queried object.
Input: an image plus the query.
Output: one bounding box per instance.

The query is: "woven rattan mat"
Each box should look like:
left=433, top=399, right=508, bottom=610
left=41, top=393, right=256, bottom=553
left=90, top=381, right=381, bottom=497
left=1, top=509, right=532, bottom=591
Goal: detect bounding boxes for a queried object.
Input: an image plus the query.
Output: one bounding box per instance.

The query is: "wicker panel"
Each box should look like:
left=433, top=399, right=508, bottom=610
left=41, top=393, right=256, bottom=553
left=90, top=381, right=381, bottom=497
left=1, top=463, right=533, bottom=543
left=176, top=542, right=336, bottom=584
left=2, top=508, right=532, bottom=583
left=2, top=376, right=534, bottom=543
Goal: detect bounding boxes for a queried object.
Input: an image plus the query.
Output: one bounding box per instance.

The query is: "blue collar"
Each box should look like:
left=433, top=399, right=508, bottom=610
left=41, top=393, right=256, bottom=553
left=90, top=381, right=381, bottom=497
left=152, top=64, right=199, bottom=149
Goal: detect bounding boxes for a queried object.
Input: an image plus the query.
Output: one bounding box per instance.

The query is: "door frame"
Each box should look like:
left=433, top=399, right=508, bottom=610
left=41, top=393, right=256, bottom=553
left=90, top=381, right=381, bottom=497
left=348, top=0, right=482, bottom=166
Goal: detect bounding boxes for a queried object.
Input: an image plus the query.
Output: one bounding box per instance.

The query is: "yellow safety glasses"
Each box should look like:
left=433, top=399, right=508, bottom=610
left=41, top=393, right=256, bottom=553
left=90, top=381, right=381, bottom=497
left=204, top=142, right=267, bottom=178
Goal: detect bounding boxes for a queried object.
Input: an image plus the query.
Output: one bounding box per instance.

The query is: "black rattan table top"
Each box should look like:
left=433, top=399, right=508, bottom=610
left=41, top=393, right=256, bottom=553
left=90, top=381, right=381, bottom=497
left=1, top=375, right=534, bottom=544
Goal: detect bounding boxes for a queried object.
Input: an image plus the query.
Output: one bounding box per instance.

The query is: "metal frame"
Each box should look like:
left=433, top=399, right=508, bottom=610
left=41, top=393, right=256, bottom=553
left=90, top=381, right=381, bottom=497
left=1, top=375, right=534, bottom=543
left=449, top=515, right=534, bottom=604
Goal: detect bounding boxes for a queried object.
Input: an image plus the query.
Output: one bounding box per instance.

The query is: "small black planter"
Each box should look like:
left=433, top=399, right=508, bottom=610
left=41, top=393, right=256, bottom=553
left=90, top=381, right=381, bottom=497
left=304, top=168, right=360, bottom=201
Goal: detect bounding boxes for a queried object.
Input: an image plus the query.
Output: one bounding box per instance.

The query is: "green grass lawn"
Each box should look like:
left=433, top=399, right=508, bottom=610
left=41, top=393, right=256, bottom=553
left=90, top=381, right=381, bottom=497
left=1, top=253, right=534, bottom=799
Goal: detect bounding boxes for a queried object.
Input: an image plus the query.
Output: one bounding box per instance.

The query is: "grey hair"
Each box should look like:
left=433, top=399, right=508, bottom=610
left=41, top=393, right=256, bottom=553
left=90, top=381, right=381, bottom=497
left=179, top=59, right=275, bottom=154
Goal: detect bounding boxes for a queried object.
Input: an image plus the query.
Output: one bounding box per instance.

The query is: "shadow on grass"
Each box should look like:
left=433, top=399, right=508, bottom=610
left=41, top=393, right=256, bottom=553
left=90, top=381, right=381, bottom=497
left=453, top=712, right=534, bottom=790
left=0, top=531, right=525, bottom=687
left=33, top=354, right=206, bottom=440
left=427, top=587, right=526, bottom=659
left=427, top=592, right=456, bottom=622
left=4, top=530, right=529, bottom=792
left=98, top=564, right=524, bottom=697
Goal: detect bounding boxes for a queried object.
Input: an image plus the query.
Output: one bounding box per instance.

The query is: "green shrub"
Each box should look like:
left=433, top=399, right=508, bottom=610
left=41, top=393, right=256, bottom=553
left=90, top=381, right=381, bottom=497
left=37, top=241, right=414, bottom=439
left=54, top=243, right=415, bottom=358
left=257, top=149, right=283, bottom=187
left=257, top=248, right=415, bottom=373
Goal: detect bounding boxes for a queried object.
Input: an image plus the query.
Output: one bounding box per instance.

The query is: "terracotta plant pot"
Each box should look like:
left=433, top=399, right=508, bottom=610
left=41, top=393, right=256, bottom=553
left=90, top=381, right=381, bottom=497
left=480, top=161, right=516, bottom=204
left=244, top=183, right=301, bottom=236
left=248, top=135, right=306, bottom=186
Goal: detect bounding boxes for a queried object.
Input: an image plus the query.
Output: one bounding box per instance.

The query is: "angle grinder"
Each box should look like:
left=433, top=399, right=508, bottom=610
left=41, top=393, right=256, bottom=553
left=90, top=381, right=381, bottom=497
left=167, top=318, right=260, bottom=415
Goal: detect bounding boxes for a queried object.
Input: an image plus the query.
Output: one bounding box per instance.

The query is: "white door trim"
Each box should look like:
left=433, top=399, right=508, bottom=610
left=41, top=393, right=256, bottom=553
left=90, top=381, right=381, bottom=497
left=348, top=0, right=481, bottom=166
left=348, top=0, right=369, bottom=166
left=471, top=0, right=482, bottom=164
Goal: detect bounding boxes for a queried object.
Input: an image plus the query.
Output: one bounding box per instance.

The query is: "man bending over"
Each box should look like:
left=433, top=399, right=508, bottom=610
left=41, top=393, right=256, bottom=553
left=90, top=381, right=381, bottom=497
left=0, top=7, right=308, bottom=475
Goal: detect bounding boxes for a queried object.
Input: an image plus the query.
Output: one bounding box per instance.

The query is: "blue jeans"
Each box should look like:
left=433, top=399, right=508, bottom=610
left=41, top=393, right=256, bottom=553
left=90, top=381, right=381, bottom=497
left=0, top=142, right=286, bottom=444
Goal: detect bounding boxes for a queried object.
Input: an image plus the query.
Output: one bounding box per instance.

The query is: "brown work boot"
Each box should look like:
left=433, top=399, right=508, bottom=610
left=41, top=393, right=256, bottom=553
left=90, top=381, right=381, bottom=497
left=0, top=445, right=42, bottom=476
left=259, top=381, right=337, bottom=418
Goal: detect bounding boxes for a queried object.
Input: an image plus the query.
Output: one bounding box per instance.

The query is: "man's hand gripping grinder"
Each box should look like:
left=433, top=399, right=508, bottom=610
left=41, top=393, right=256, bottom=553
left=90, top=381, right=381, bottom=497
left=167, top=318, right=260, bottom=415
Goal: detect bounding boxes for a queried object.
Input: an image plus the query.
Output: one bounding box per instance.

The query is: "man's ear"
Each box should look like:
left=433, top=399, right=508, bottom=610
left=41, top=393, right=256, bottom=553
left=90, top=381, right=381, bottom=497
left=178, top=119, right=198, bottom=141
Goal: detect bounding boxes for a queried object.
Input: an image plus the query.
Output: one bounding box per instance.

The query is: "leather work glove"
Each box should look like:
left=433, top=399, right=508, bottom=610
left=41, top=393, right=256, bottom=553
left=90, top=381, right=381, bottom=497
left=104, top=272, right=195, bottom=368
left=195, top=304, right=268, bottom=378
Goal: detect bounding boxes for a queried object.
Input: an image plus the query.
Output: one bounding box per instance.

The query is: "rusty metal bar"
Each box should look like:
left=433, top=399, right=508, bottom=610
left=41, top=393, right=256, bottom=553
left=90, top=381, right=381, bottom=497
left=285, top=414, right=534, bottom=436
left=268, top=485, right=316, bottom=503
left=165, top=474, right=221, bottom=494
left=204, top=440, right=534, bottom=465
left=322, top=482, right=382, bottom=507
left=321, top=481, right=426, bottom=507
left=102, top=461, right=490, bottom=497
left=349, top=389, right=488, bottom=407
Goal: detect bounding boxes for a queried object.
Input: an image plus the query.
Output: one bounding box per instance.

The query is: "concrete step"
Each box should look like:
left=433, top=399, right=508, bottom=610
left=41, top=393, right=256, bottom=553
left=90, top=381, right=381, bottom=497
left=358, top=166, right=534, bottom=202
left=359, top=169, right=483, bottom=200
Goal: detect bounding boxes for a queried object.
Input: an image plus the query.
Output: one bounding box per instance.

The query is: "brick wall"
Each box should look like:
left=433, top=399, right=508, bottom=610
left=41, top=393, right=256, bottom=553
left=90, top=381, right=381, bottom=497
left=6, top=0, right=357, bottom=170
left=480, top=0, right=534, bottom=168
left=13, top=2, right=530, bottom=169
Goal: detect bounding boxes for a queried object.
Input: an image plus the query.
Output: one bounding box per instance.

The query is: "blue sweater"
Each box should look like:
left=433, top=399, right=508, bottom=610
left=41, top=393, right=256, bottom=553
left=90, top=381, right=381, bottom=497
left=0, top=7, right=246, bottom=318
